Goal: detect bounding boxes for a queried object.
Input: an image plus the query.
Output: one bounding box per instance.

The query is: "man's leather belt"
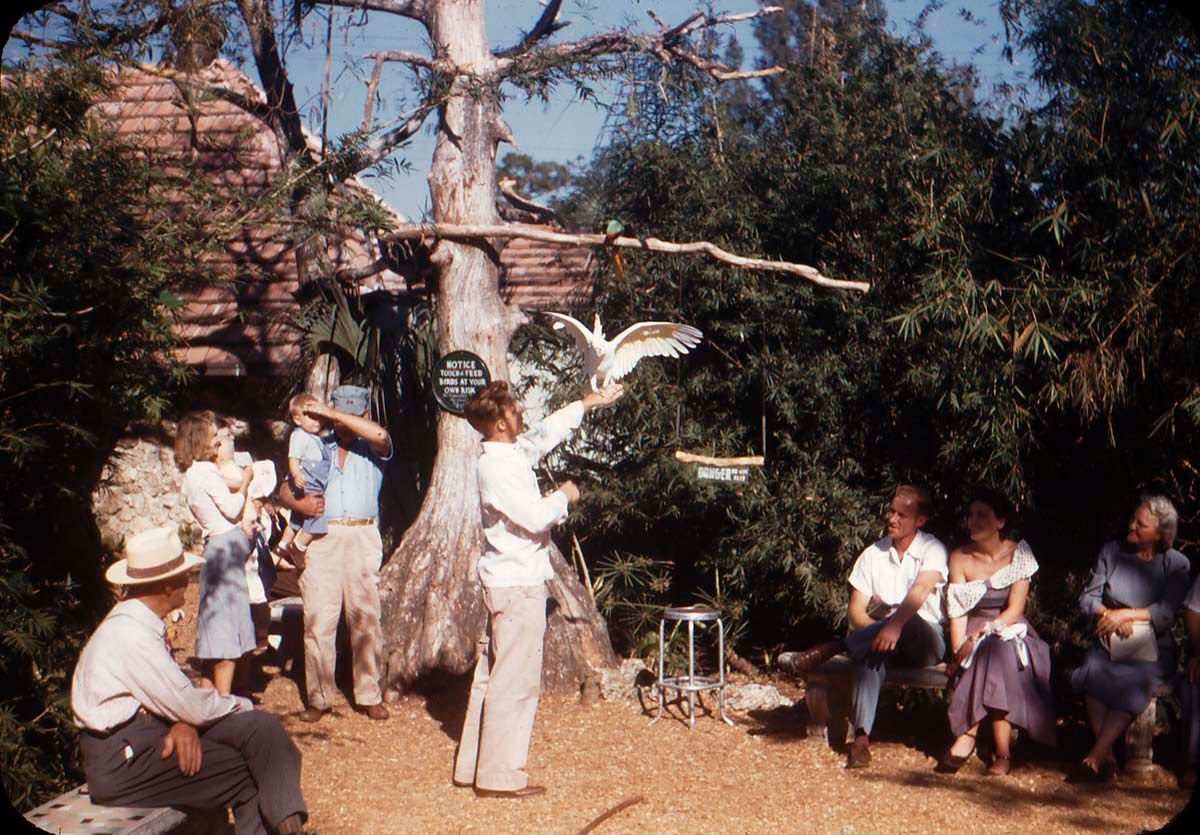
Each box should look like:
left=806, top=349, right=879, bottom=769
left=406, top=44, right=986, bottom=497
left=327, top=517, right=377, bottom=527
left=83, top=708, right=150, bottom=739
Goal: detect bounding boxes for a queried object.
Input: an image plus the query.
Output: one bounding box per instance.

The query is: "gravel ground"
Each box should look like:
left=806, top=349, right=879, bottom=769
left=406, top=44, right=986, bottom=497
left=171, top=582, right=1193, bottom=834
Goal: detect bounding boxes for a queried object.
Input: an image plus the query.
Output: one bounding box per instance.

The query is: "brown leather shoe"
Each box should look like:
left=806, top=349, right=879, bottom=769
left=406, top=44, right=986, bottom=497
left=778, top=640, right=845, bottom=675
left=473, top=784, right=546, bottom=799
left=361, top=703, right=389, bottom=721
left=297, top=707, right=330, bottom=723
left=846, top=735, right=871, bottom=769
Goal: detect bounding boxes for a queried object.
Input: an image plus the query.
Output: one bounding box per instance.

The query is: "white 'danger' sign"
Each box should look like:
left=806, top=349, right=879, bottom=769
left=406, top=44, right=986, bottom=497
left=432, top=351, right=491, bottom=414
left=694, top=464, right=752, bottom=483
left=674, top=452, right=764, bottom=486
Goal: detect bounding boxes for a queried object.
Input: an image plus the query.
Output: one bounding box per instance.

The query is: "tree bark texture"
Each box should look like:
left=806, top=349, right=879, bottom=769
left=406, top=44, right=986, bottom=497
left=378, top=0, right=616, bottom=694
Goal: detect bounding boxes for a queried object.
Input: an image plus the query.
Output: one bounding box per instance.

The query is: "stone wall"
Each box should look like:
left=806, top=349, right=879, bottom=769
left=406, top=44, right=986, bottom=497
left=92, top=425, right=190, bottom=547
left=91, top=419, right=288, bottom=548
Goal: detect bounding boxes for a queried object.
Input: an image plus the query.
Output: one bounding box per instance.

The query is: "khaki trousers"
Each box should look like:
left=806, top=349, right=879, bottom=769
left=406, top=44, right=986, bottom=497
left=299, top=525, right=384, bottom=709
left=453, top=584, right=547, bottom=791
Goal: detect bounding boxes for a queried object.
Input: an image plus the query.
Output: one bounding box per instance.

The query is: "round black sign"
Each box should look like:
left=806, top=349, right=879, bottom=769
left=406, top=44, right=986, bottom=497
left=432, top=350, right=491, bottom=414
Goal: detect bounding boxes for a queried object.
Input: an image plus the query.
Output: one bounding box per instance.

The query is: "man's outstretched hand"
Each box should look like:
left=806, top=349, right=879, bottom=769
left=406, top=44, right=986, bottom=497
left=582, top=384, right=624, bottom=411
left=558, top=480, right=580, bottom=504
left=162, top=722, right=202, bottom=776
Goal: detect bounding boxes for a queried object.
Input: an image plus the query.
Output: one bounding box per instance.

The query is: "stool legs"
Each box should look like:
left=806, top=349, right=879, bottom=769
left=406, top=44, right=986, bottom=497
left=649, top=615, right=733, bottom=730
left=650, top=617, right=666, bottom=726
left=716, top=617, right=733, bottom=727
left=687, top=619, right=696, bottom=731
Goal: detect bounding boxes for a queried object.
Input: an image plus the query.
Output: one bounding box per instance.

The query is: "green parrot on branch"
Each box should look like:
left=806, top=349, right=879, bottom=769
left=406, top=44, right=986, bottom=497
left=604, top=218, right=626, bottom=279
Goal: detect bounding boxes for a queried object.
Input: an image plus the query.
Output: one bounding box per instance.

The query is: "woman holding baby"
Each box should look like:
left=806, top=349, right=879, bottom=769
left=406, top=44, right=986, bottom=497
left=174, top=410, right=258, bottom=695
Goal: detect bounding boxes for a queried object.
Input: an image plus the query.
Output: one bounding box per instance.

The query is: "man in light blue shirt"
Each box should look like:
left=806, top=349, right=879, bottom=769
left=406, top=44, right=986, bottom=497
left=279, top=384, right=391, bottom=723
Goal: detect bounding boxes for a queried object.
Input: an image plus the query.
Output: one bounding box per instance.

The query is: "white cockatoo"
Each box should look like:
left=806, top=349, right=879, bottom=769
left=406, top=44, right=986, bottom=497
left=544, top=311, right=703, bottom=392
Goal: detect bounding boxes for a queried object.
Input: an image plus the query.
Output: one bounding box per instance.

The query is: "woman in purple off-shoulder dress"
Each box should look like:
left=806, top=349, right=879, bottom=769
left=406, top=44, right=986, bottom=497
left=936, top=490, right=1055, bottom=776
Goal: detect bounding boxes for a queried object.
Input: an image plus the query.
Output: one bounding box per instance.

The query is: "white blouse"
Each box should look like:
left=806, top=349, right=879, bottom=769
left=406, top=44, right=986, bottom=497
left=946, top=539, right=1039, bottom=618
left=181, top=461, right=245, bottom=537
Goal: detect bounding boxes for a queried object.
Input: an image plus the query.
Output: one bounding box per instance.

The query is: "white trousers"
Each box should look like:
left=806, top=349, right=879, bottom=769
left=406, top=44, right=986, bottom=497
left=453, top=584, right=548, bottom=790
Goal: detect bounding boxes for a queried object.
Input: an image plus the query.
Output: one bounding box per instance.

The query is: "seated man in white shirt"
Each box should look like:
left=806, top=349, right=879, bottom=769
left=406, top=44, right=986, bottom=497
left=779, top=485, right=949, bottom=768
left=72, top=526, right=307, bottom=835
left=452, top=380, right=623, bottom=799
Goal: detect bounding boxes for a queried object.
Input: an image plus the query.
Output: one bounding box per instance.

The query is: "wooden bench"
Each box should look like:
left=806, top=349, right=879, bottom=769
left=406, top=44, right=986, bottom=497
left=803, top=654, right=953, bottom=750
left=23, top=784, right=227, bottom=834
left=801, top=654, right=1168, bottom=772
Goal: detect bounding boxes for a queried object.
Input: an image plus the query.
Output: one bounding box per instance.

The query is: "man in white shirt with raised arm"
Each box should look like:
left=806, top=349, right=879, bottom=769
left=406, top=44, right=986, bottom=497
left=452, top=380, right=623, bottom=799
left=72, top=526, right=307, bottom=834
left=780, top=485, right=948, bottom=768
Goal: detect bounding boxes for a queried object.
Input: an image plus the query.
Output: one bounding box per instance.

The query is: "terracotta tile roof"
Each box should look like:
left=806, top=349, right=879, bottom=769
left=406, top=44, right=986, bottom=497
left=498, top=237, right=596, bottom=311
left=90, top=61, right=404, bottom=377
left=88, top=61, right=595, bottom=376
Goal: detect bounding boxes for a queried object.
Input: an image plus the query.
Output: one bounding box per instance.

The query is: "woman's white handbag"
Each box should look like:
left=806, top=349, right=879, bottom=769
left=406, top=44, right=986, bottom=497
left=1102, top=620, right=1158, bottom=663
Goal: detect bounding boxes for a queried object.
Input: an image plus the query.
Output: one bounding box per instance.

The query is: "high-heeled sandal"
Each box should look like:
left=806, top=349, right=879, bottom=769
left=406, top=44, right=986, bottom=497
left=935, top=735, right=977, bottom=774
left=987, top=754, right=1011, bottom=776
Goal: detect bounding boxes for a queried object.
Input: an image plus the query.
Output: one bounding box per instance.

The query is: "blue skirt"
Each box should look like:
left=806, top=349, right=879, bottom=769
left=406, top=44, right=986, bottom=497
left=194, top=527, right=256, bottom=660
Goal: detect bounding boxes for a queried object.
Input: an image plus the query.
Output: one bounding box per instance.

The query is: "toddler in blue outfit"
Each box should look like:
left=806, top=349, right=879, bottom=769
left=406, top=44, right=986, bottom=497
left=277, top=393, right=332, bottom=562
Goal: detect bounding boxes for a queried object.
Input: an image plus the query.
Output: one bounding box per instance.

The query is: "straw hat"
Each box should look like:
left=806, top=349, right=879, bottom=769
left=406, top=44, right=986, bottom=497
left=105, top=526, right=203, bottom=586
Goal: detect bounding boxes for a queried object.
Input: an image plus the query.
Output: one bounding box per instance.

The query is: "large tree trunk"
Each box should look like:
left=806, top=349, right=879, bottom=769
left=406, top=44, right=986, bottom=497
left=378, top=0, right=615, bottom=695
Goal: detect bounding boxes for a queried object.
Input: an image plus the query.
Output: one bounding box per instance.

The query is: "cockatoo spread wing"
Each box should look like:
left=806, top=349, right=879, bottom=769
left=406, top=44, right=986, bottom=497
left=544, top=312, right=594, bottom=352
left=607, top=322, right=703, bottom=382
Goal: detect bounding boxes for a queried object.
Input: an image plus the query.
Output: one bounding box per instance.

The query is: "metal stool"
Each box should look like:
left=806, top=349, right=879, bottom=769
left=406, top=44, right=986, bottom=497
left=650, top=605, right=734, bottom=730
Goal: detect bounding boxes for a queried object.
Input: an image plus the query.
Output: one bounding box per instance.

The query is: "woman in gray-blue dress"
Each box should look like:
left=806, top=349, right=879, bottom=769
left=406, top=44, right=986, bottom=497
left=1068, top=494, right=1190, bottom=781
left=174, top=411, right=256, bottom=696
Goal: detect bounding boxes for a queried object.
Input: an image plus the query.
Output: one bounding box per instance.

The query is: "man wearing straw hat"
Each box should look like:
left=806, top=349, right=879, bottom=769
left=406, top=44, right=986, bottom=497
left=72, top=525, right=308, bottom=834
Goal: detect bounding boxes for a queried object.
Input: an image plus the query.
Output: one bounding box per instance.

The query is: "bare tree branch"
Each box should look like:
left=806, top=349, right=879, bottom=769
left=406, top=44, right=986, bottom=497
left=10, top=29, right=72, bottom=49
left=336, top=257, right=391, bottom=282
left=649, top=10, right=700, bottom=39
left=237, top=0, right=308, bottom=154
left=361, top=51, right=437, bottom=130
left=673, top=51, right=787, bottom=82
left=674, top=451, right=765, bottom=466
left=362, top=54, right=387, bottom=131
left=349, top=102, right=438, bottom=170
left=9, top=0, right=197, bottom=59
left=497, top=178, right=562, bottom=227
left=494, top=0, right=568, bottom=59
left=320, top=0, right=427, bottom=23
left=496, top=5, right=785, bottom=82
left=41, top=3, right=119, bottom=33
left=365, top=49, right=437, bottom=72
left=384, top=223, right=869, bottom=292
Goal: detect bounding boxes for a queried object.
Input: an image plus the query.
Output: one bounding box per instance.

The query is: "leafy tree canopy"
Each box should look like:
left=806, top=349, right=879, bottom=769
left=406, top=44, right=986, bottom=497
left=0, top=54, right=226, bottom=807
left=519, top=0, right=1200, bottom=658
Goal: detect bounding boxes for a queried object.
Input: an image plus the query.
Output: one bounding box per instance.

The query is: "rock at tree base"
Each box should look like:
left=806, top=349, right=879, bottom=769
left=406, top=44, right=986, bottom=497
left=601, top=659, right=653, bottom=701
left=724, top=683, right=793, bottom=712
